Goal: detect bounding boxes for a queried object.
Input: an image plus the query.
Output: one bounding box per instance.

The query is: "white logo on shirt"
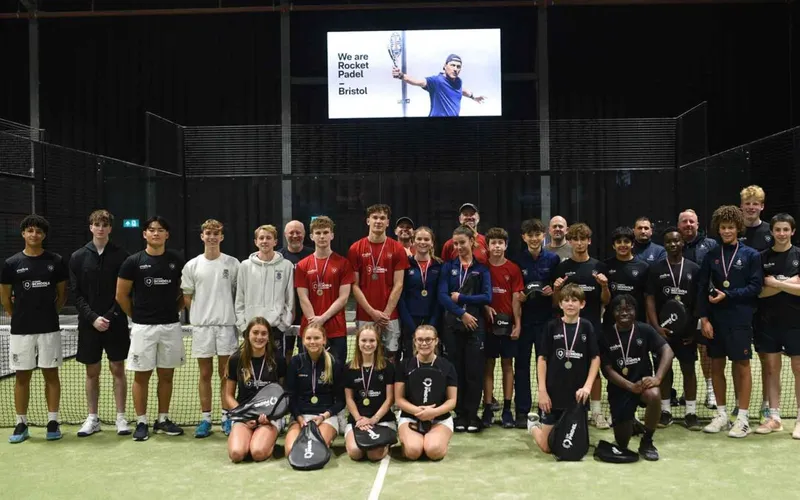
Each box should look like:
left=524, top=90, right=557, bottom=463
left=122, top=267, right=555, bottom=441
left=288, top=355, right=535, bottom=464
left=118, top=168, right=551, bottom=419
left=144, top=277, right=171, bottom=287
left=22, top=280, right=49, bottom=290
left=169, top=263, right=176, bottom=270
left=632, top=270, right=639, bottom=277
left=16, top=267, right=28, bottom=274
left=139, top=264, right=151, bottom=269
left=47, top=264, right=54, bottom=272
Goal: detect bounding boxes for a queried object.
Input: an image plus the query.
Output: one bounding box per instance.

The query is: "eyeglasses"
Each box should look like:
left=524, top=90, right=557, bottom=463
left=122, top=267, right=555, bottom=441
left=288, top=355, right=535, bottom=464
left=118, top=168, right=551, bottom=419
left=415, top=337, right=436, bottom=345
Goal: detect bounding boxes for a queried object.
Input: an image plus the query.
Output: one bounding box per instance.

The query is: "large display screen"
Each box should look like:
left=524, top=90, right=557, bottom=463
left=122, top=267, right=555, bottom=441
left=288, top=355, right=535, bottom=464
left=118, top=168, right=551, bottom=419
left=327, top=29, right=502, bottom=119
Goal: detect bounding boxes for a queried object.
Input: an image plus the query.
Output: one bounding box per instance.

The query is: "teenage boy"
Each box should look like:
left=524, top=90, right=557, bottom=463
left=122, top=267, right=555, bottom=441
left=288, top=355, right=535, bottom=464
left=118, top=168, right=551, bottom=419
left=603, top=227, right=649, bottom=333
left=699, top=205, right=763, bottom=438
left=482, top=227, right=524, bottom=428
left=182, top=219, right=240, bottom=438
left=528, top=283, right=600, bottom=453
left=1, top=215, right=68, bottom=443
left=553, top=223, right=610, bottom=428
left=349, top=204, right=409, bottom=361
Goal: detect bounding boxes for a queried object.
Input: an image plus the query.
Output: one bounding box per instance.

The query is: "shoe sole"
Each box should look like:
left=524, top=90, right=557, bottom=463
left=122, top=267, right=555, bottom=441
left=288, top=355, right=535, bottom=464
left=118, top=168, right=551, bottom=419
left=117, top=429, right=132, bottom=436
left=46, top=434, right=62, bottom=441
left=8, top=434, right=29, bottom=444
left=466, top=428, right=481, bottom=433
left=133, top=435, right=149, bottom=441
left=154, top=431, right=184, bottom=436
left=195, top=432, right=212, bottom=439
left=639, top=452, right=659, bottom=461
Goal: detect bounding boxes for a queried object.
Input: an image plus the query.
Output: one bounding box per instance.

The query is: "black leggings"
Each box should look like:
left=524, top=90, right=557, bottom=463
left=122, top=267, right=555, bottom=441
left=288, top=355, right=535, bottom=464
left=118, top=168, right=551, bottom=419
left=443, top=329, right=484, bottom=423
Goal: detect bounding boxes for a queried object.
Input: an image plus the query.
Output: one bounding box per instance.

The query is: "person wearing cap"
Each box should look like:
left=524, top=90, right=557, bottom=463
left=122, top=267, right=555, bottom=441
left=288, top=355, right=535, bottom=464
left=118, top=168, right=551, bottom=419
left=392, top=54, right=486, bottom=117
left=395, top=217, right=415, bottom=256
left=441, top=203, right=489, bottom=265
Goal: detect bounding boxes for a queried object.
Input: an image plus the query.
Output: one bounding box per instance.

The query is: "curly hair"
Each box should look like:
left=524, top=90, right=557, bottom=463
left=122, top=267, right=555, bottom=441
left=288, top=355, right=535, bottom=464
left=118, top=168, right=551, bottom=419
left=710, top=205, right=744, bottom=234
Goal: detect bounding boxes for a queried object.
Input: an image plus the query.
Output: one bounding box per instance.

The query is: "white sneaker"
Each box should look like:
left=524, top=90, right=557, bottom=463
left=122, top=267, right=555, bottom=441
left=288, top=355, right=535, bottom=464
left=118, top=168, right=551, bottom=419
left=728, top=418, right=752, bottom=438
left=527, top=413, right=541, bottom=434
left=703, top=414, right=731, bottom=433
left=593, top=413, right=610, bottom=430
left=116, top=416, right=132, bottom=436
left=792, top=420, right=800, bottom=440
left=77, top=417, right=101, bottom=437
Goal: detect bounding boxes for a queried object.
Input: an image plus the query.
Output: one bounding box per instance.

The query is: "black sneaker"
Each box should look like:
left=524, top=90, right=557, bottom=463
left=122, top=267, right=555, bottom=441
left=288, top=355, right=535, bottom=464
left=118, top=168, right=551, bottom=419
left=45, top=420, right=62, bottom=441
left=454, top=417, right=467, bottom=433
left=133, top=422, right=149, bottom=441
left=466, top=419, right=482, bottom=433
left=481, top=407, right=494, bottom=428
left=638, top=438, right=659, bottom=461
left=153, top=418, right=184, bottom=436
left=658, top=411, right=673, bottom=428
left=684, top=413, right=702, bottom=431
left=501, top=410, right=515, bottom=429
left=515, top=413, right=528, bottom=429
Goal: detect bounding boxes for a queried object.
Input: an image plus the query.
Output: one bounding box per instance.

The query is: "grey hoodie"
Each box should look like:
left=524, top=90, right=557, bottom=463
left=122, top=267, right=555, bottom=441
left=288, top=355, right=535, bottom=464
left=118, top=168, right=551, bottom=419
left=235, top=252, right=295, bottom=333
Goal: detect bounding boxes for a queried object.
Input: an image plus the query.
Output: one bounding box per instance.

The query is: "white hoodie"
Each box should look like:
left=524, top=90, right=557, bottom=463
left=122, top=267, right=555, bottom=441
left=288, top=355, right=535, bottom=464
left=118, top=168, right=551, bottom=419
left=235, top=251, right=294, bottom=333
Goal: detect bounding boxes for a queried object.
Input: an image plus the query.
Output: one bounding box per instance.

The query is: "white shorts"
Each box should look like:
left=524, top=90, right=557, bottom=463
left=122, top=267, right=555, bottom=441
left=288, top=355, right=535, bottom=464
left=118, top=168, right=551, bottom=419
left=344, top=420, right=397, bottom=437
left=9, top=332, right=62, bottom=371
left=299, top=413, right=340, bottom=436
left=356, top=319, right=401, bottom=353
left=126, top=323, right=186, bottom=371
left=398, top=416, right=455, bottom=433
left=233, top=418, right=285, bottom=433
left=191, top=325, right=239, bottom=358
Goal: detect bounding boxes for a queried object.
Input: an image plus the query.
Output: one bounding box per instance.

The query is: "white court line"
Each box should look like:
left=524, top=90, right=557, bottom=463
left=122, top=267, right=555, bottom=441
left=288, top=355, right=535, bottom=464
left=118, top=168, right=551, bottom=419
left=367, top=455, right=391, bottom=500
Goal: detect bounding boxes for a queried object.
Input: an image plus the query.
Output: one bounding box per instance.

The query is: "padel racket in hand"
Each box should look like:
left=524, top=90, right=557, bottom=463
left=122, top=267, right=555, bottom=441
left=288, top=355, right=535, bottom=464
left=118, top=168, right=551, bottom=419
left=658, top=299, right=688, bottom=338
left=407, top=364, right=446, bottom=434
left=288, top=421, right=331, bottom=471
left=388, top=32, right=402, bottom=73
left=227, top=382, right=290, bottom=422
left=353, top=425, right=397, bottom=450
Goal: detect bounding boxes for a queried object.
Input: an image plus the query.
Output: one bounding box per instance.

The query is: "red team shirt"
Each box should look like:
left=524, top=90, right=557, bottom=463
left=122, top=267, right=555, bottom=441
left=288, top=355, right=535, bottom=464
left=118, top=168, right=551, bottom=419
left=294, top=252, right=355, bottom=338
left=441, top=233, right=489, bottom=264
left=488, top=259, right=525, bottom=318
left=347, top=237, right=410, bottom=322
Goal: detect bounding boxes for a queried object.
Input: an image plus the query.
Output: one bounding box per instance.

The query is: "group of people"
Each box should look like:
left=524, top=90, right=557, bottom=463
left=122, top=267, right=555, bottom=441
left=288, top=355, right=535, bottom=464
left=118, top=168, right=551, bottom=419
left=1, top=184, right=799, bottom=464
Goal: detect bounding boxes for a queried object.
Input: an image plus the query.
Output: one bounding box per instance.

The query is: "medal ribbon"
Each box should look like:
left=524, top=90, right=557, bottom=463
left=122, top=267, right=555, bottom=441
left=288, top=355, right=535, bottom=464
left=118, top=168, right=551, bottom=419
left=720, top=243, right=740, bottom=285
left=369, top=239, right=388, bottom=277
left=250, top=356, right=266, bottom=384
left=311, top=358, right=317, bottom=399
left=562, top=319, right=580, bottom=362
left=613, top=323, right=636, bottom=372
left=458, top=260, right=473, bottom=289
left=360, top=364, right=374, bottom=401
left=313, top=255, right=331, bottom=294
left=418, top=258, right=430, bottom=290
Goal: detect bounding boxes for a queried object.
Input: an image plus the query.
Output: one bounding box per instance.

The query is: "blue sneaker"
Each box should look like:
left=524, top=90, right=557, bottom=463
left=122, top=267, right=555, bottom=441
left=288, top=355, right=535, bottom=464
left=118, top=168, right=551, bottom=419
left=194, top=420, right=212, bottom=438
left=9, top=423, right=29, bottom=444
left=501, top=410, right=515, bottom=429
left=46, top=420, right=62, bottom=441
left=222, top=419, right=232, bottom=437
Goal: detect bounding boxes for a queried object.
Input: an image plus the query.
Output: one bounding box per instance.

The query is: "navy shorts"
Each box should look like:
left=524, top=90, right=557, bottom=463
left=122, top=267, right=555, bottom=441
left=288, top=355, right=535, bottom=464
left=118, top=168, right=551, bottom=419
left=707, top=324, right=752, bottom=361
left=484, top=333, right=518, bottom=359
left=608, top=390, right=647, bottom=427
left=755, top=328, right=800, bottom=356
left=541, top=409, right=564, bottom=426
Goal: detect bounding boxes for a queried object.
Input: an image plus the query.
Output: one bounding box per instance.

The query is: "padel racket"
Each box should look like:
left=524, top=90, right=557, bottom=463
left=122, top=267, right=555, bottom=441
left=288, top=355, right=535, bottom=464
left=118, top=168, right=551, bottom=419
left=658, top=299, right=688, bottom=338
left=353, top=425, right=397, bottom=450
left=388, top=32, right=402, bottom=70
left=228, top=382, right=290, bottom=422
left=407, top=364, right=446, bottom=434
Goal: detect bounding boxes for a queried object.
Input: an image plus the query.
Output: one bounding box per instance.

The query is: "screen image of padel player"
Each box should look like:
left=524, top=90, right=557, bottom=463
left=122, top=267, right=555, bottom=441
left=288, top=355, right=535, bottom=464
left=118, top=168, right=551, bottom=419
left=70, top=210, right=131, bottom=438
left=515, top=218, right=560, bottom=429
left=278, top=220, right=314, bottom=362
left=348, top=204, right=409, bottom=363
left=698, top=205, right=763, bottom=438
left=392, top=54, right=486, bottom=117
left=441, top=203, right=489, bottom=264
left=482, top=227, right=524, bottom=429
left=439, top=225, right=492, bottom=433
left=116, top=216, right=186, bottom=442
left=553, top=223, right=610, bottom=429
left=182, top=219, right=241, bottom=438
left=756, top=213, right=800, bottom=438
left=600, top=294, right=674, bottom=461
left=633, top=217, right=666, bottom=264
left=603, top=227, right=649, bottom=334
left=284, top=325, right=345, bottom=455
left=395, top=325, right=458, bottom=461
left=343, top=324, right=397, bottom=462
left=527, top=284, right=600, bottom=454
left=645, top=227, right=702, bottom=431
left=1, top=215, right=68, bottom=444
left=398, top=226, right=443, bottom=362
left=225, top=318, right=286, bottom=463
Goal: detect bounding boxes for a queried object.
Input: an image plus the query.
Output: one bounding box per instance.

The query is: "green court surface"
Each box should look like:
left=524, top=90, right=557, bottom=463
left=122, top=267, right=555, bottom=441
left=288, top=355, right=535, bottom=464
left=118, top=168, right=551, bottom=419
left=0, top=422, right=798, bottom=500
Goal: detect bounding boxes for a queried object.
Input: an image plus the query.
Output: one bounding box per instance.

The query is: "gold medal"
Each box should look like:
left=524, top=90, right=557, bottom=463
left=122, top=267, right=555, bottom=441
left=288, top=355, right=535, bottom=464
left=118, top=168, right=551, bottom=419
left=310, top=396, right=318, bottom=404
left=675, top=295, right=682, bottom=303
left=421, top=289, right=428, bottom=297
left=622, top=367, right=629, bottom=376
left=723, top=280, right=730, bottom=289
left=363, top=398, right=370, bottom=407
left=564, top=361, right=573, bottom=370
left=316, top=289, right=324, bottom=296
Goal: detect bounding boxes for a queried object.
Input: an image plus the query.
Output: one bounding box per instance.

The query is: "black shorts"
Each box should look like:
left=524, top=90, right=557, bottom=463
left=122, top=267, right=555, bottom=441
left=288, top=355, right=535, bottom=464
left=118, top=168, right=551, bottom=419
left=755, top=327, right=800, bottom=356
left=666, top=337, right=698, bottom=363
left=484, top=333, right=518, bottom=359
left=77, top=327, right=130, bottom=365
left=707, top=324, right=752, bottom=361
left=541, top=409, right=564, bottom=426
left=608, top=390, right=647, bottom=427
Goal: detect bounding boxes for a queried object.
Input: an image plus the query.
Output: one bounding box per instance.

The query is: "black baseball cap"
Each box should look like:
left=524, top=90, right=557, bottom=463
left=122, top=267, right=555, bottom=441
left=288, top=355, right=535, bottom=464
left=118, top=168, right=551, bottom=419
left=395, top=217, right=414, bottom=228
left=459, top=203, right=479, bottom=213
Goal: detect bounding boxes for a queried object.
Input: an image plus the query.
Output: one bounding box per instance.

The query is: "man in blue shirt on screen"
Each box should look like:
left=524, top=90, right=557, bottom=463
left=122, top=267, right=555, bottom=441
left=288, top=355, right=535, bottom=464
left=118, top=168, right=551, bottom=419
left=392, top=54, right=485, bottom=117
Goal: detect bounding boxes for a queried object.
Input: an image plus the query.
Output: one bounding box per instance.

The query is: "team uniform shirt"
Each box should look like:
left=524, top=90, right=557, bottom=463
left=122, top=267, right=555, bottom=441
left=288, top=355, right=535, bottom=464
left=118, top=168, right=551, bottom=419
left=438, top=258, right=492, bottom=323
left=554, top=258, right=609, bottom=333
left=741, top=221, right=772, bottom=251
left=539, top=318, right=599, bottom=409
left=398, top=256, right=442, bottom=330
left=344, top=363, right=396, bottom=425
left=633, top=240, right=666, bottom=265
left=396, top=356, right=458, bottom=419
left=545, top=242, right=572, bottom=262
left=487, top=259, right=524, bottom=325
left=294, top=252, right=354, bottom=338
left=697, top=243, right=763, bottom=326
left=646, top=258, right=701, bottom=334
left=602, top=258, right=649, bottom=329
left=181, top=254, right=239, bottom=326
left=279, top=246, right=314, bottom=326
left=424, top=73, right=463, bottom=117
left=442, top=233, right=489, bottom=265
left=286, top=353, right=345, bottom=417
left=683, top=233, right=717, bottom=265
left=1, top=251, right=68, bottom=334
left=759, top=246, right=800, bottom=329
left=348, top=237, right=409, bottom=322
left=118, top=250, right=185, bottom=325
left=227, top=352, right=286, bottom=404
left=599, top=321, right=666, bottom=391
left=69, top=241, right=130, bottom=334
left=515, top=249, right=560, bottom=326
